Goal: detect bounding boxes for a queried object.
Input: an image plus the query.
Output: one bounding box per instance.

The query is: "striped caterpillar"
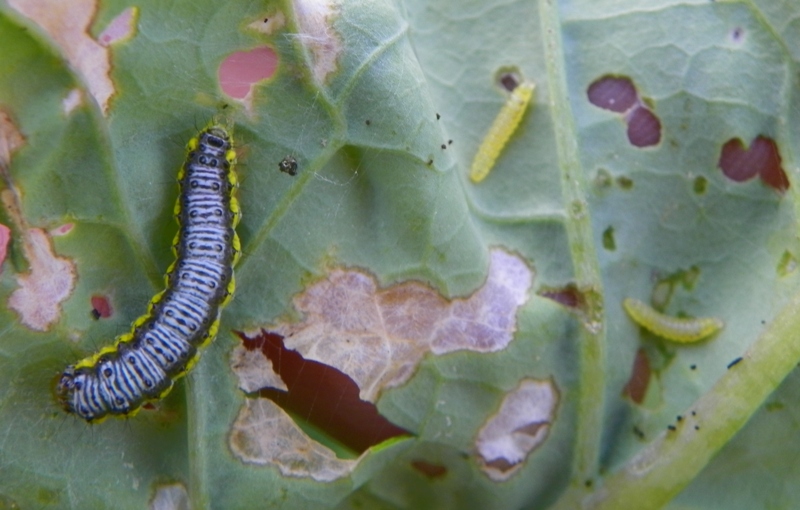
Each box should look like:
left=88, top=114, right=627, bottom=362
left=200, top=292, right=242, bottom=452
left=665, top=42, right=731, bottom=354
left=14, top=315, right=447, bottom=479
left=56, top=123, right=240, bottom=422
left=469, top=80, right=535, bottom=183
left=623, top=298, right=724, bottom=343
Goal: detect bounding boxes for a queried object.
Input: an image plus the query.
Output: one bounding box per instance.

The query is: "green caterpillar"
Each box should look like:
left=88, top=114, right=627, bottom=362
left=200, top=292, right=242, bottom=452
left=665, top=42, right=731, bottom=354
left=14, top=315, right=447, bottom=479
left=623, top=298, right=723, bottom=343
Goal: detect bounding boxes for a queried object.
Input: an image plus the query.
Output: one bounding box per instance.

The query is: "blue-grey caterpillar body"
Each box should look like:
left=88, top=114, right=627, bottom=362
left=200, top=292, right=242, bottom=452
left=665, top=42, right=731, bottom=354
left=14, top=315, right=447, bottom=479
left=623, top=298, right=723, bottom=343
left=56, top=124, right=241, bottom=422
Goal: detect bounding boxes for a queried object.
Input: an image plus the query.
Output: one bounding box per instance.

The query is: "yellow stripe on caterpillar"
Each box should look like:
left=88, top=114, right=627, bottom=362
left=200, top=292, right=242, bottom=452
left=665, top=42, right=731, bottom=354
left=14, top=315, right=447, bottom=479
left=470, top=80, right=535, bottom=183
left=623, top=298, right=723, bottom=343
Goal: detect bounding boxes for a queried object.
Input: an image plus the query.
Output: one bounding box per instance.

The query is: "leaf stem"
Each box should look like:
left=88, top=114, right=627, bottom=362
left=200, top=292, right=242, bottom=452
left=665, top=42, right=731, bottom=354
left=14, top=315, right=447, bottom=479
left=540, top=0, right=607, bottom=491
left=561, top=290, right=800, bottom=509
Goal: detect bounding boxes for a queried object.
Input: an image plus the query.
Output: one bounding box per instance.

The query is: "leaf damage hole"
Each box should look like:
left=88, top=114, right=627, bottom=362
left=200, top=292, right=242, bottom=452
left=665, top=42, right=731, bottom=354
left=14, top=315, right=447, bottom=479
left=90, top=295, right=113, bottom=319
left=499, top=72, right=520, bottom=92
left=97, top=7, right=138, bottom=46
left=0, top=223, right=9, bottom=272
left=602, top=226, right=616, bottom=251
left=625, top=106, right=661, bottom=147
left=539, top=283, right=584, bottom=309
left=718, top=136, right=788, bottom=192
left=1, top=111, right=77, bottom=331
left=291, top=0, right=342, bottom=84
left=411, top=460, right=448, bottom=479
left=475, top=378, right=559, bottom=481
left=218, top=47, right=279, bottom=101
left=587, top=76, right=637, bottom=113
left=235, top=330, right=410, bottom=454
left=622, top=348, right=651, bottom=405
left=8, top=0, right=115, bottom=113
left=587, top=75, right=661, bottom=147
left=149, top=482, right=189, bottom=510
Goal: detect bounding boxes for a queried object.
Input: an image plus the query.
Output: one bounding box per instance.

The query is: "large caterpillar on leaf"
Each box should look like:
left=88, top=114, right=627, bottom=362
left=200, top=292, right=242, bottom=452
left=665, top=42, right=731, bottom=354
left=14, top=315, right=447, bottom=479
left=56, top=123, right=240, bottom=422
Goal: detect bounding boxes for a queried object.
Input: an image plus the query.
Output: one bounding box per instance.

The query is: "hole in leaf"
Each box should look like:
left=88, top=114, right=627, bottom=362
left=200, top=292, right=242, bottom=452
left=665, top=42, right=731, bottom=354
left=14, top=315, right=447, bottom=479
left=90, top=295, right=112, bottom=319
left=237, top=330, right=410, bottom=454
left=622, top=348, right=651, bottom=405
left=718, top=135, right=788, bottom=191
left=539, top=283, right=584, bottom=309
left=587, top=75, right=637, bottom=113
left=219, top=47, right=278, bottom=99
left=625, top=106, right=661, bottom=147
left=411, top=460, right=448, bottom=479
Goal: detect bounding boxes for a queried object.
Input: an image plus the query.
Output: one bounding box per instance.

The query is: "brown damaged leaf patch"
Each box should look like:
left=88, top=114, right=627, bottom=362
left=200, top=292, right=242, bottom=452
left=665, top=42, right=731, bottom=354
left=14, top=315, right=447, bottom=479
left=0, top=224, right=9, bottom=271
left=236, top=330, right=410, bottom=453
left=228, top=249, right=532, bottom=479
left=9, top=0, right=115, bottom=113
left=622, top=348, right=651, bottom=405
left=1, top=112, right=76, bottom=331
left=292, top=0, right=341, bottom=84
left=6, top=228, right=76, bottom=331
left=271, top=249, right=532, bottom=401
left=230, top=398, right=359, bottom=482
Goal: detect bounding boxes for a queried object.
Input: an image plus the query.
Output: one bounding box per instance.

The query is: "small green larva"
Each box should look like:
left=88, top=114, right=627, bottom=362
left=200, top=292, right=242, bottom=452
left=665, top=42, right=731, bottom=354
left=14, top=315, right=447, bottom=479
left=469, top=80, right=535, bottom=183
left=623, top=298, right=723, bottom=343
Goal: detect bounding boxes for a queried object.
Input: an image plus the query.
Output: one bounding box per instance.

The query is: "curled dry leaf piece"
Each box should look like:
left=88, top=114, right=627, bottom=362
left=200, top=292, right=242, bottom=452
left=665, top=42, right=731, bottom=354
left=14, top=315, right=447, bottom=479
left=475, top=378, right=559, bottom=481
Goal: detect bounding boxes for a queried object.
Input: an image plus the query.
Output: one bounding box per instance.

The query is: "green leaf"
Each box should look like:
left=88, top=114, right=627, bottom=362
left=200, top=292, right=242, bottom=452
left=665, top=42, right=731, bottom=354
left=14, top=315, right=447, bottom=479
left=0, top=0, right=799, bottom=509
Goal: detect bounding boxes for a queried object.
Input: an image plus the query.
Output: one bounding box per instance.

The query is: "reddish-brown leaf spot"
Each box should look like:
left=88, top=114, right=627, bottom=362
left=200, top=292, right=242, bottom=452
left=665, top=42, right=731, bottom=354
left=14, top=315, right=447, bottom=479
left=411, top=460, right=448, bottom=479
left=0, top=223, right=9, bottom=270
left=718, top=136, right=788, bottom=191
left=540, top=283, right=584, bottom=309
left=238, top=330, right=410, bottom=454
left=625, top=106, right=661, bottom=147
left=500, top=73, right=520, bottom=92
left=622, top=348, right=651, bottom=404
left=90, top=295, right=112, bottom=319
left=219, top=47, right=278, bottom=99
left=587, top=76, right=637, bottom=113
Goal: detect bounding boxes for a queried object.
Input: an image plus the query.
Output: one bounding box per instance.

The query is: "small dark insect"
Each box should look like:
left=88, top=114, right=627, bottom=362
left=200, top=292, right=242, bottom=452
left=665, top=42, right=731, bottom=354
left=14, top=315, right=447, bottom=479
left=365, top=119, right=371, bottom=126
left=436, top=113, right=441, bottom=120
left=440, top=144, right=446, bottom=150
left=279, top=155, right=298, bottom=176
left=633, top=426, right=645, bottom=439
left=676, top=415, right=683, bottom=422
left=727, top=357, right=743, bottom=369
left=667, top=425, right=677, bottom=431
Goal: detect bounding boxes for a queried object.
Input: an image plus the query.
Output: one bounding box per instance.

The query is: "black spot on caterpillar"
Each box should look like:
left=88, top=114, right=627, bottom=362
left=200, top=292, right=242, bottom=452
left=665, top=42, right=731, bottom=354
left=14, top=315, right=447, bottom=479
left=55, top=123, right=241, bottom=422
